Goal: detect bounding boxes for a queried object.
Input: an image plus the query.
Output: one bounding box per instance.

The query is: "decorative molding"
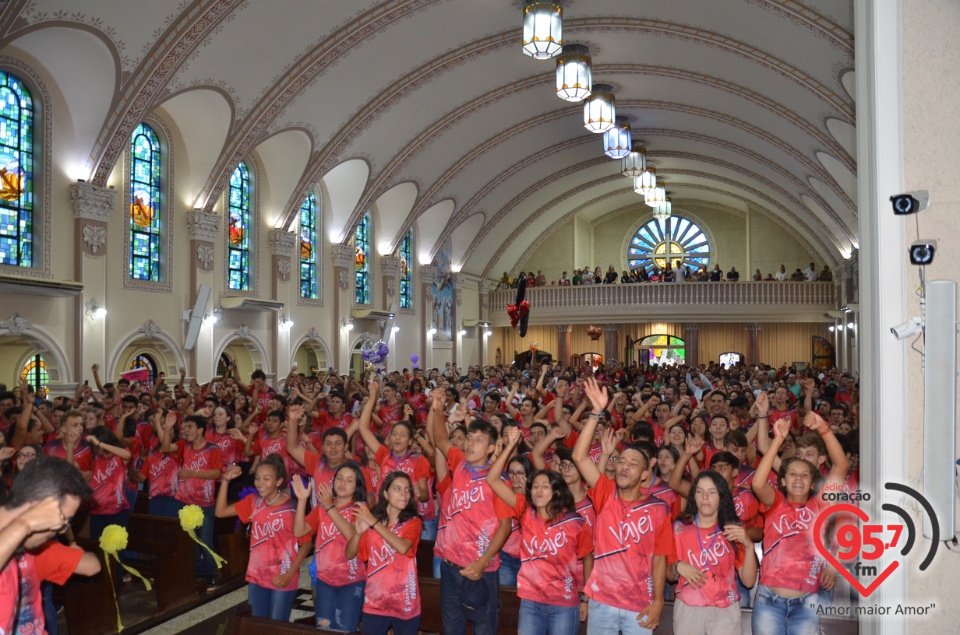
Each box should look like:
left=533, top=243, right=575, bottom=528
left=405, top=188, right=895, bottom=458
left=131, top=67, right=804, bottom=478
left=138, top=320, right=162, bottom=339
left=186, top=209, right=222, bottom=241
left=386, top=276, right=396, bottom=297
left=80, top=223, right=107, bottom=255
left=419, top=265, right=438, bottom=287
left=556, top=324, right=572, bottom=333
left=453, top=273, right=465, bottom=306
left=277, top=257, right=291, bottom=281
left=683, top=323, right=702, bottom=332
left=0, top=314, right=33, bottom=336
left=331, top=243, right=354, bottom=269
left=746, top=323, right=763, bottom=333
left=234, top=325, right=251, bottom=340
left=603, top=323, right=620, bottom=333
left=70, top=182, right=116, bottom=222
left=479, top=279, right=496, bottom=294
left=380, top=254, right=401, bottom=277
left=305, top=327, right=322, bottom=342
left=337, top=269, right=350, bottom=291
left=268, top=228, right=297, bottom=257
left=196, top=242, right=215, bottom=271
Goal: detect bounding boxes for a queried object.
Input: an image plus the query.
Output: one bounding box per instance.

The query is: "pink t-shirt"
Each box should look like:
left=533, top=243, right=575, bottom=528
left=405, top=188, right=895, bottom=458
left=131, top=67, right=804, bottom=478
left=502, top=517, right=522, bottom=559
left=673, top=521, right=745, bottom=607
left=140, top=450, right=179, bottom=498
left=90, top=454, right=129, bottom=515
left=513, top=496, right=593, bottom=607
left=251, top=430, right=295, bottom=482
left=174, top=440, right=222, bottom=507
left=42, top=439, right=93, bottom=472
left=586, top=474, right=676, bottom=613
left=235, top=495, right=300, bottom=591
left=357, top=518, right=422, bottom=619
left=434, top=447, right=514, bottom=571
left=0, top=541, right=83, bottom=635
left=304, top=503, right=367, bottom=587
left=759, top=489, right=827, bottom=594
left=205, top=428, right=245, bottom=470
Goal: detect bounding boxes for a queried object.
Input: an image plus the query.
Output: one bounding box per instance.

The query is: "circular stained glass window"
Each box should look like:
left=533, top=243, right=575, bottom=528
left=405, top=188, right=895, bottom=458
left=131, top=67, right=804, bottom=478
left=627, top=216, right=711, bottom=274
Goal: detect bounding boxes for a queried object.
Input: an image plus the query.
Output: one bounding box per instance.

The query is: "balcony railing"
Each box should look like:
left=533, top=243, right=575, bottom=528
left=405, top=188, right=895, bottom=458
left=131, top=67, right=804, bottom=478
left=488, top=282, right=837, bottom=324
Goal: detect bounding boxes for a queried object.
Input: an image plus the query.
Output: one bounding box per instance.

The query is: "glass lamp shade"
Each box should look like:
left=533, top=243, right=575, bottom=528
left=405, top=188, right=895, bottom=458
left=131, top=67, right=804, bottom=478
left=583, top=83, right=615, bottom=133
left=652, top=199, right=672, bottom=221
left=555, top=44, right=591, bottom=101
left=621, top=141, right=646, bottom=178
left=522, top=2, right=563, bottom=59
left=645, top=180, right=666, bottom=207
left=633, top=166, right=657, bottom=195
left=604, top=116, right=632, bottom=159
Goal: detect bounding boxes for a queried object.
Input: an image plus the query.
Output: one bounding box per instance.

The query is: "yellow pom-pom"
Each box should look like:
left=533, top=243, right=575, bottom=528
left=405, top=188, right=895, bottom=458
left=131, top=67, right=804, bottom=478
left=179, top=504, right=204, bottom=531
left=99, top=525, right=129, bottom=555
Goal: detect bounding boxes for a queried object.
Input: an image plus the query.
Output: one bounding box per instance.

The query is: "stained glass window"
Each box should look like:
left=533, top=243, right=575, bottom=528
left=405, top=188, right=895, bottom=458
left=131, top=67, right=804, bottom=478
left=0, top=72, right=34, bottom=267
left=637, top=334, right=685, bottom=366
left=21, top=353, right=47, bottom=393
left=129, top=123, right=161, bottom=281
left=355, top=211, right=370, bottom=304
left=228, top=161, right=251, bottom=291
left=399, top=228, right=413, bottom=309
left=299, top=191, right=317, bottom=299
left=627, top=216, right=710, bottom=275
left=129, top=353, right=158, bottom=384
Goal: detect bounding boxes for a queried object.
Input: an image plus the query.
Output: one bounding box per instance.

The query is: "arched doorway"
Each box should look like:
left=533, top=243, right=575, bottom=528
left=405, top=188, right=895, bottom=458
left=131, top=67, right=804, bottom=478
left=635, top=334, right=686, bottom=366
left=291, top=333, right=331, bottom=377
left=19, top=352, right=49, bottom=397
left=349, top=338, right=365, bottom=378
left=719, top=352, right=743, bottom=368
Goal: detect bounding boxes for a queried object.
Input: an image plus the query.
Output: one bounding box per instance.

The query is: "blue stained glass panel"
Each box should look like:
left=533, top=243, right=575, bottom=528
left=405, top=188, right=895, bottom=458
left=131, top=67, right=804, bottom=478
left=0, top=72, right=34, bottom=267
left=228, top=162, right=251, bottom=291
left=129, top=123, right=162, bottom=281
left=626, top=216, right=711, bottom=274
left=299, top=192, right=317, bottom=299
left=399, top=228, right=413, bottom=309
left=355, top=212, right=370, bottom=304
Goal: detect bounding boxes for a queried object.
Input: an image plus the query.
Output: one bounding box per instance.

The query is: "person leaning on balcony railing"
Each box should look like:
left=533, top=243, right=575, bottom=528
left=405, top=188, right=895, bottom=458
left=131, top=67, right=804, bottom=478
left=752, top=268, right=763, bottom=281
left=818, top=265, right=833, bottom=281
left=710, top=264, right=723, bottom=282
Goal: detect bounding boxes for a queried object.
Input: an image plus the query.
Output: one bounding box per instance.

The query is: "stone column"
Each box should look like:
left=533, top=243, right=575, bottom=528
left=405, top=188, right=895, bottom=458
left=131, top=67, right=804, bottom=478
left=556, top=324, right=572, bottom=366
left=331, top=244, right=355, bottom=370
left=268, top=229, right=296, bottom=295
left=268, top=228, right=296, bottom=374
left=380, top=255, right=401, bottom=310
left=185, top=210, right=222, bottom=378
left=746, top=323, right=762, bottom=367
left=452, top=273, right=465, bottom=367
left=478, top=280, right=495, bottom=367
left=603, top=324, right=619, bottom=365
left=683, top=323, right=701, bottom=368
left=70, top=182, right=118, bottom=379
left=420, top=265, right=438, bottom=370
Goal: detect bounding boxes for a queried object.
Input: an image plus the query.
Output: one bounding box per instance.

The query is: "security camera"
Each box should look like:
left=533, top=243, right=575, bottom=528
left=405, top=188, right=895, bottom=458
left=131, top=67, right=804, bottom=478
left=908, top=239, right=937, bottom=265
left=890, top=316, right=923, bottom=341
left=890, top=190, right=930, bottom=215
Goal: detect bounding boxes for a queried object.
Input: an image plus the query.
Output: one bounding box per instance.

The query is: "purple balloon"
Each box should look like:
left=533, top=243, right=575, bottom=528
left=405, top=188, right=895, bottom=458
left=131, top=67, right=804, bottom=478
left=410, top=353, right=419, bottom=364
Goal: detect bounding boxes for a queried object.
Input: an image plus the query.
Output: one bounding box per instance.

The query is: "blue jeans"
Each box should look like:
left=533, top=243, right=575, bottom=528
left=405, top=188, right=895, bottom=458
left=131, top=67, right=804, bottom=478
left=587, top=598, right=651, bottom=635
left=195, top=504, right=217, bottom=578
left=315, top=579, right=365, bottom=632
left=439, top=559, right=499, bottom=635
left=737, top=575, right=753, bottom=608
left=42, top=581, right=57, bottom=635
left=148, top=495, right=182, bottom=518
left=360, top=612, right=420, bottom=635
left=751, top=585, right=820, bottom=635
left=247, top=583, right=297, bottom=621
left=519, top=600, right=580, bottom=635
left=499, top=552, right=520, bottom=587
left=433, top=555, right=442, bottom=579
left=421, top=516, right=438, bottom=540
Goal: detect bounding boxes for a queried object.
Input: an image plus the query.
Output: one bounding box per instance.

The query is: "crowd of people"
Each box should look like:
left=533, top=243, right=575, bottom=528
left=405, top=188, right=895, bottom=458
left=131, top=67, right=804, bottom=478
left=0, top=355, right=861, bottom=635
left=497, top=261, right=834, bottom=289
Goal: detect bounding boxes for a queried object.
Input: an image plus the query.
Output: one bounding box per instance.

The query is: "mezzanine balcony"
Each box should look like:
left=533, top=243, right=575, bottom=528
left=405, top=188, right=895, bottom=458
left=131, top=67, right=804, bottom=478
left=488, top=281, right=837, bottom=325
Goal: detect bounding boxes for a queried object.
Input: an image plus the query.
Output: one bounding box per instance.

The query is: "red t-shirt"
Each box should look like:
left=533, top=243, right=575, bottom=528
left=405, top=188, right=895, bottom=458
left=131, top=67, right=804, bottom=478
left=205, top=428, right=245, bottom=471
left=759, top=489, right=827, bottom=594
left=234, top=495, right=300, bottom=591
left=585, top=474, right=676, bottom=612
left=0, top=541, right=84, bottom=635
left=42, top=439, right=93, bottom=472
left=304, top=503, right=367, bottom=587
left=376, top=401, right=403, bottom=439
left=90, top=454, right=130, bottom=515
left=373, top=446, right=430, bottom=487
left=434, top=447, right=514, bottom=571
left=672, top=521, right=745, bottom=607
left=173, top=440, right=222, bottom=507
left=405, top=392, right=428, bottom=426
left=315, top=410, right=353, bottom=434
left=733, top=487, right=762, bottom=530
left=134, top=421, right=158, bottom=456
left=770, top=408, right=800, bottom=434
left=302, top=453, right=375, bottom=503
left=512, top=496, right=593, bottom=607
left=251, top=430, right=295, bottom=483
left=357, top=518, right=423, bottom=619
left=248, top=387, right=276, bottom=423
left=140, top=450, right=179, bottom=498
left=502, top=516, right=522, bottom=559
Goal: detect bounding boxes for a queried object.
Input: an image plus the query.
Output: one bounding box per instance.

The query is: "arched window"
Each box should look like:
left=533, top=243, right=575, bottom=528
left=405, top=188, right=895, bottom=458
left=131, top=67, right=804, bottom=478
left=636, top=334, right=685, bottom=365
left=21, top=353, right=47, bottom=393
left=129, top=353, right=158, bottom=384
left=399, top=228, right=413, bottom=309
left=354, top=211, right=371, bottom=305
left=130, top=123, right=162, bottom=281
left=227, top=161, right=251, bottom=291
left=299, top=191, right=318, bottom=299
left=627, top=216, right=710, bottom=275
left=0, top=71, right=34, bottom=268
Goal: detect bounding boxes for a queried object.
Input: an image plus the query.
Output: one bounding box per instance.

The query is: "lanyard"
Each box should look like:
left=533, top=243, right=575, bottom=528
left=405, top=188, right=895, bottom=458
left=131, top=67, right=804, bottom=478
left=694, top=515, right=722, bottom=556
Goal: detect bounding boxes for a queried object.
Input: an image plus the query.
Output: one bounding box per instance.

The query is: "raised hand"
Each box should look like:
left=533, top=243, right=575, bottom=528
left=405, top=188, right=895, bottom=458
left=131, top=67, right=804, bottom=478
left=353, top=503, right=376, bottom=532
left=227, top=428, right=246, bottom=442
left=772, top=418, right=791, bottom=440
left=505, top=426, right=522, bottom=447
left=222, top=464, right=242, bottom=481
left=288, top=404, right=305, bottom=424
left=755, top=391, right=769, bottom=417
left=164, top=411, right=178, bottom=430
left=684, top=436, right=704, bottom=457
left=582, top=377, right=609, bottom=413
left=92, top=363, right=100, bottom=374
left=19, top=497, right=70, bottom=535
left=722, top=524, right=751, bottom=547
left=600, top=427, right=618, bottom=455
left=0, top=446, right=15, bottom=461
left=292, top=476, right=312, bottom=501
left=802, top=411, right=826, bottom=432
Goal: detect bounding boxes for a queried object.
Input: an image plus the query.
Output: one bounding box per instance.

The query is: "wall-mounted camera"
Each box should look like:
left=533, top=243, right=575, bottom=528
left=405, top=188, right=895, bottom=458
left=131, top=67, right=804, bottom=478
left=891, top=316, right=923, bottom=341
left=890, top=190, right=930, bottom=215
left=909, top=239, right=937, bottom=265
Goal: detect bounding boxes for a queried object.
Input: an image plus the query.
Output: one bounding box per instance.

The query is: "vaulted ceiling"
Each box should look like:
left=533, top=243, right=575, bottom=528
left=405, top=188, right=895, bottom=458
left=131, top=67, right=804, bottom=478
left=2, top=0, right=856, bottom=278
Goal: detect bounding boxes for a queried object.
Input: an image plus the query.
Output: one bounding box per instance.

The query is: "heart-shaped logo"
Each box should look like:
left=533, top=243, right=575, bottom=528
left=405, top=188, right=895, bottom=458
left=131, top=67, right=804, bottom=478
left=813, top=503, right=899, bottom=597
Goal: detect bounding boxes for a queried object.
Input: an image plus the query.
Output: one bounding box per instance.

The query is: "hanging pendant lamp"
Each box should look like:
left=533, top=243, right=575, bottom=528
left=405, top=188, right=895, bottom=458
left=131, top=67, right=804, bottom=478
left=583, top=83, right=615, bottom=133
left=555, top=44, right=591, bottom=101
left=522, top=2, right=563, bottom=59
left=621, top=141, right=646, bottom=178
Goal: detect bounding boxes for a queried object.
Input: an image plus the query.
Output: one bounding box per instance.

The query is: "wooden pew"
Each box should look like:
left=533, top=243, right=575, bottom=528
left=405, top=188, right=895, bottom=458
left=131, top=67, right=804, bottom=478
left=125, top=513, right=198, bottom=613
left=416, top=539, right=435, bottom=578
left=215, top=515, right=251, bottom=581
left=62, top=540, right=120, bottom=635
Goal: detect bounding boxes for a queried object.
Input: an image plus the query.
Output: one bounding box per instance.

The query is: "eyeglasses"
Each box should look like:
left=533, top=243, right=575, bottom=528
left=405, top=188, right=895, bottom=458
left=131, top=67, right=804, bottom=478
left=558, top=462, right=577, bottom=472
left=16, top=452, right=37, bottom=460
left=507, top=471, right=527, bottom=478
left=607, top=456, right=620, bottom=464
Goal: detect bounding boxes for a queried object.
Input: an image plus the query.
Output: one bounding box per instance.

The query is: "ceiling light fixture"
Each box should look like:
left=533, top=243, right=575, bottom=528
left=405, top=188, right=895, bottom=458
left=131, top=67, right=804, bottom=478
left=522, top=1, right=562, bottom=59
left=621, top=141, right=646, bottom=178
left=634, top=166, right=657, bottom=195
left=645, top=178, right=666, bottom=207
left=652, top=198, right=672, bottom=221
left=583, top=83, right=615, bottom=133
left=555, top=44, right=591, bottom=101
left=603, top=116, right=632, bottom=159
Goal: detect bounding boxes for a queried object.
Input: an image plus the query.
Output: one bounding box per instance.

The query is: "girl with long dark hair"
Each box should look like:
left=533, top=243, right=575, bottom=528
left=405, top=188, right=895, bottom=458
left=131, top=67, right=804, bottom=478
left=498, top=453, right=532, bottom=586
left=345, top=472, right=422, bottom=635
left=487, top=428, right=593, bottom=635
left=667, top=470, right=757, bottom=635
left=87, top=425, right=133, bottom=540
left=293, top=463, right=368, bottom=632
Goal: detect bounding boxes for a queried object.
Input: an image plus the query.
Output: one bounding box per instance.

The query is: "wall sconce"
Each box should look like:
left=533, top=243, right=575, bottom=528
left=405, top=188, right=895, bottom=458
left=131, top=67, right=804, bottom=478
left=342, top=320, right=354, bottom=331
left=484, top=330, right=493, bottom=337
left=459, top=329, right=467, bottom=336
left=203, top=310, right=220, bottom=326
left=85, top=300, right=107, bottom=320
left=427, top=327, right=437, bottom=337
left=392, top=325, right=400, bottom=334
left=279, top=314, right=294, bottom=330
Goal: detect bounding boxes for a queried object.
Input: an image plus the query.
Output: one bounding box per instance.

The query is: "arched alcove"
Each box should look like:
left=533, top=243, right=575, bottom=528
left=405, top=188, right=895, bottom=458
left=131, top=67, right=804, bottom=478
left=108, top=321, right=187, bottom=381
left=291, top=331, right=332, bottom=375
left=0, top=315, right=71, bottom=387
left=214, top=330, right=271, bottom=381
